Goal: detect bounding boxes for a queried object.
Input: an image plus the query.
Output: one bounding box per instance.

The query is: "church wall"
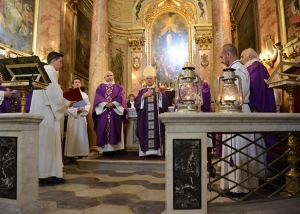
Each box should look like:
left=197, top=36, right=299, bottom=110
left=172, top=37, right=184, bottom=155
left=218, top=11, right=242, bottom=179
left=37, top=0, right=73, bottom=91
left=60, top=5, right=73, bottom=92
left=257, top=0, right=286, bottom=112
left=109, top=0, right=133, bottom=28
left=37, top=0, right=62, bottom=60
left=256, top=0, right=279, bottom=74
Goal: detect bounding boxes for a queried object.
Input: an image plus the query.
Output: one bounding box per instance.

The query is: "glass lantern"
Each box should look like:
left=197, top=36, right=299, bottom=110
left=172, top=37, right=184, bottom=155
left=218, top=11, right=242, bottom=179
left=216, top=68, right=243, bottom=113
left=175, top=63, right=203, bottom=112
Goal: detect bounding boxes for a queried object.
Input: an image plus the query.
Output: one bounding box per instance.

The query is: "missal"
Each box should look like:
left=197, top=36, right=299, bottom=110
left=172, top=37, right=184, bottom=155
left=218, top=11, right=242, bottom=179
left=63, top=87, right=83, bottom=101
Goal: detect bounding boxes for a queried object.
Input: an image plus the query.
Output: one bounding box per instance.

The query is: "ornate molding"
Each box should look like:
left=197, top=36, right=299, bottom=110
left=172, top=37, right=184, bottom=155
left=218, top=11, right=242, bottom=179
left=108, top=27, right=145, bottom=42
left=0, top=44, right=32, bottom=58
left=66, top=0, right=78, bottom=10
left=128, top=37, right=145, bottom=52
left=195, top=34, right=212, bottom=50
left=200, top=53, right=209, bottom=68
left=230, top=11, right=237, bottom=43
left=142, top=0, right=197, bottom=27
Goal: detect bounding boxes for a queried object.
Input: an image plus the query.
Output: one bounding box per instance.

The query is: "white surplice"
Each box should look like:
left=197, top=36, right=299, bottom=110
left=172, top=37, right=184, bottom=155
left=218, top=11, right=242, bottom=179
left=30, top=65, right=69, bottom=179
left=64, top=91, right=91, bottom=157
left=220, top=61, right=266, bottom=193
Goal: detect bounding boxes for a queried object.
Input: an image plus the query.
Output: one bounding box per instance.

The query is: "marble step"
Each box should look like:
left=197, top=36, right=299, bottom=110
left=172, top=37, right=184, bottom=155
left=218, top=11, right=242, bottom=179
left=77, top=154, right=165, bottom=171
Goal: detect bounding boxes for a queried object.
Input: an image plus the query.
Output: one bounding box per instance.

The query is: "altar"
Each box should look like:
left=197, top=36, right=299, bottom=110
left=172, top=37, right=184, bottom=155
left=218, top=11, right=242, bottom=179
left=0, top=113, right=43, bottom=214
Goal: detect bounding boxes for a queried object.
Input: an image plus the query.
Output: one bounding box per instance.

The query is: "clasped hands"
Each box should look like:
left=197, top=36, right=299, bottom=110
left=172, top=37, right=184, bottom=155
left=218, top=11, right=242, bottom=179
left=143, top=88, right=160, bottom=98
left=105, top=102, right=115, bottom=109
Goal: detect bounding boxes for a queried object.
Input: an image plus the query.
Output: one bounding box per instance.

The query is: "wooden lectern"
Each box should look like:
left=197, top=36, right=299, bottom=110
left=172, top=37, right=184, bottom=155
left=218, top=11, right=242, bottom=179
left=0, top=56, right=51, bottom=113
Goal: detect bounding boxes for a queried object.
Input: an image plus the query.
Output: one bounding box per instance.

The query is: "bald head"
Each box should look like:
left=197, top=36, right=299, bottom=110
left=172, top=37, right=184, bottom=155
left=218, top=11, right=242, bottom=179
left=240, top=48, right=258, bottom=65
left=104, top=70, right=114, bottom=82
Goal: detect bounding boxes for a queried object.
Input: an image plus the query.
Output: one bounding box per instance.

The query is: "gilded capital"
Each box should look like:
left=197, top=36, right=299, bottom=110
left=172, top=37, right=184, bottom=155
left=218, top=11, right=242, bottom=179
left=66, top=0, right=78, bottom=8
left=128, top=38, right=145, bottom=52
left=195, top=34, right=213, bottom=50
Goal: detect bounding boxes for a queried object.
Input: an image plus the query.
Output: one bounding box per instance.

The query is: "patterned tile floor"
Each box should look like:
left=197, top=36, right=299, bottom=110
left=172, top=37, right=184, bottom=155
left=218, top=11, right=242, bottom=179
left=38, top=164, right=166, bottom=214
left=38, top=158, right=300, bottom=214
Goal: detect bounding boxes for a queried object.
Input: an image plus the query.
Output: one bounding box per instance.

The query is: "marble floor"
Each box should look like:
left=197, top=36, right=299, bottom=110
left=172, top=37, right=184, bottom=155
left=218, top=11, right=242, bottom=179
left=38, top=163, right=166, bottom=214
left=38, top=157, right=300, bottom=214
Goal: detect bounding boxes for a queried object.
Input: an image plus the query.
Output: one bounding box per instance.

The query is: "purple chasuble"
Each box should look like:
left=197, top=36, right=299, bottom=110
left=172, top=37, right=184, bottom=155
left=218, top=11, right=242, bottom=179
left=248, top=61, right=277, bottom=162
left=134, top=88, right=168, bottom=153
left=248, top=61, right=276, bottom=113
left=92, top=83, right=128, bottom=147
left=201, top=81, right=212, bottom=112
left=0, top=86, right=12, bottom=113
left=25, top=91, right=33, bottom=113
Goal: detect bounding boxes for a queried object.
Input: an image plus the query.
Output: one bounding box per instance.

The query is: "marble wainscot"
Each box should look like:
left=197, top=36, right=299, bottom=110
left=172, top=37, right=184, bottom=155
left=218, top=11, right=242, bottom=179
left=0, top=113, right=43, bottom=214
left=159, top=112, right=300, bottom=214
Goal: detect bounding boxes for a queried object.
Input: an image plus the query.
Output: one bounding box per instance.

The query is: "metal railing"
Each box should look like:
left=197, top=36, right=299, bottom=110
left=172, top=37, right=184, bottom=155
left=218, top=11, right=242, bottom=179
left=207, top=132, right=300, bottom=204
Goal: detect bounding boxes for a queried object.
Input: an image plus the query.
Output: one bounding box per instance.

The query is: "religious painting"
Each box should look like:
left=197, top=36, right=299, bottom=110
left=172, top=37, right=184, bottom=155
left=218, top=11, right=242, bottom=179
left=236, top=0, right=259, bottom=55
left=75, top=9, right=91, bottom=79
left=0, top=137, right=17, bottom=199
left=110, top=47, right=124, bottom=86
left=151, top=12, right=189, bottom=86
left=0, top=0, right=36, bottom=53
left=283, top=0, right=300, bottom=43
left=173, top=139, right=201, bottom=209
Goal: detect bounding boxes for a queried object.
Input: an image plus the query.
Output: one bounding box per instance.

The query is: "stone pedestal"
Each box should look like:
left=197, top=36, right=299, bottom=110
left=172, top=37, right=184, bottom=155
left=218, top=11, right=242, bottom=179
left=0, top=113, right=43, bottom=214
left=160, top=112, right=300, bottom=214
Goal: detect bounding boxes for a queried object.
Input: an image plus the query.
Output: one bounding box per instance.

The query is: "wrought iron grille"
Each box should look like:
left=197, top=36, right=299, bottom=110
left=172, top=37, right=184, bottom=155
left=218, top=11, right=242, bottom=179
left=207, top=132, right=300, bottom=204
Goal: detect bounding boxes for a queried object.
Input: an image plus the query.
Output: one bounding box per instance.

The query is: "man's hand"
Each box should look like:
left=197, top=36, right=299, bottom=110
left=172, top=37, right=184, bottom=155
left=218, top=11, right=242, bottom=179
left=4, top=90, right=13, bottom=98
left=69, top=101, right=76, bottom=107
left=143, top=90, right=153, bottom=98
left=77, top=107, right=83, bottom=113
left=105, top=103, right=115, bottom=109
left=155, top=88, right=161, bottom=94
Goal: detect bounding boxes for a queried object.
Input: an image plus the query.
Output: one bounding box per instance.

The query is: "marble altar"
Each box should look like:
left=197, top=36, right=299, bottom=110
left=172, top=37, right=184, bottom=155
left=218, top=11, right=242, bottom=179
left=0, top=113, right=43, bottom=214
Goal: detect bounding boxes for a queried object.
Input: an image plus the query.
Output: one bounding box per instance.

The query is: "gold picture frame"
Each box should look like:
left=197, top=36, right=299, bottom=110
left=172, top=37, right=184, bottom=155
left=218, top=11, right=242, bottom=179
left=0, top=0, right=39, bottom=57
left=74, top=8, right=91, bottom=80
left=278, top=0, right=300, bottom=47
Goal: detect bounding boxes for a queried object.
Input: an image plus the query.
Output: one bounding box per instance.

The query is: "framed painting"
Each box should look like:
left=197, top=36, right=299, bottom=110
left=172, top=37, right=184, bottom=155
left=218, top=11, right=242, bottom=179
left=280, top=0, right=300, bottom=45
left=75, top=8, right=91, bottom=80
left=0, top=0, right=38, bottom=54
left=151, top=12, right=189, bottom=86
left=236, top=0, right=260, bottom=56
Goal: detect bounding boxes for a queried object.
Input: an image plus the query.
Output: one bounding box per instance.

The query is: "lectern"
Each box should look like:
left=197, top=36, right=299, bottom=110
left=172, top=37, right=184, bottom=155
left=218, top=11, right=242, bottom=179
left=0, top=56, right=51, bottom=112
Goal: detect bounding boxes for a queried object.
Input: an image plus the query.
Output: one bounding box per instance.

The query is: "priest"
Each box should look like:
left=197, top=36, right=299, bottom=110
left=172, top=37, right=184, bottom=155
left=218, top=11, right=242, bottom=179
left=240, top=48, right=276, bottom=113
left=92, top=71, right=128, bottom=156
left=134, top=65, right=169, bottom=157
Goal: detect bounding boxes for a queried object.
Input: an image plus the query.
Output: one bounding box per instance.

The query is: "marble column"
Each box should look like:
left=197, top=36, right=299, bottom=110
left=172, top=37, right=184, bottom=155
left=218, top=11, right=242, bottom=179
left=211, top=0, right=232, bottom=106
left=88, top=0, right=109, bottom=151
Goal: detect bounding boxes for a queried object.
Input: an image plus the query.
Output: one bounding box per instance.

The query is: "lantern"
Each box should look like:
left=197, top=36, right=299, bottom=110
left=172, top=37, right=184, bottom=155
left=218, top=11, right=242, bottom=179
left=216, top=68, right=243, bottom=113
left=175, top=62, right=202, bottom=112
